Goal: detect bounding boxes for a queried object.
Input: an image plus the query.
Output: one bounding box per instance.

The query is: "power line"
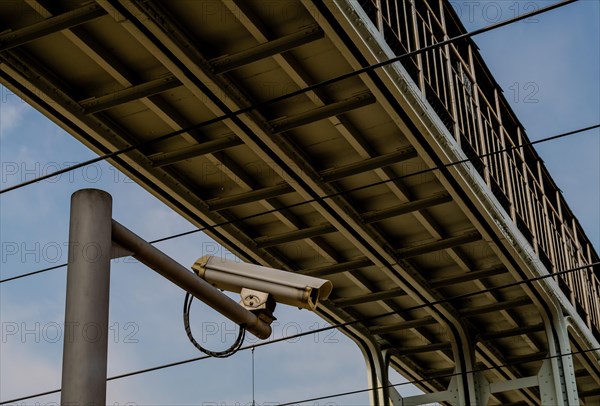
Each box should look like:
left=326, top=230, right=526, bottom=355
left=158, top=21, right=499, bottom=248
left=0, top=0, right=594, bottom=403
left=2, top=260, right=597, bottom=404
left=0, top=263, right=66, bottom=283
left=1, top=123, right=597, bottom=284
left=0, top=0, right=578, bottom=195
left=0, top=228, right=214, bottom=283
left=3, top=322, right=599, bottom=404
left=278, top=346, right=600, bottom=406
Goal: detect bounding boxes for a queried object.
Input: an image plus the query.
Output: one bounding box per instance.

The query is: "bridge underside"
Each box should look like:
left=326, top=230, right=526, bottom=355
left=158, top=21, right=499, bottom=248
left=1, top=0, right=598, bottom=404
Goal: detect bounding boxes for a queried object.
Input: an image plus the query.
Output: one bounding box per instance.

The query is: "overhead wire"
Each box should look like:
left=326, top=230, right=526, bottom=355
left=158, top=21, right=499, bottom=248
left=277, top=346, right=600, bottom=406
left=0, top=0, right=596, bottom=402
left=1, top=123, right=597, bottom=285
left=1, top=260, right=598, bottom=404
left=3, top=321, right=599, bottom=404
left=0, top=0, right=578, bottom=195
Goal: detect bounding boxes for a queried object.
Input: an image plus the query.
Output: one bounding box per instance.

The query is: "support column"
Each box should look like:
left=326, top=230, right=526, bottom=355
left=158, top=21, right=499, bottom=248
left=61, top=189, right=113, bottom=405
left=450, top=332, right=484, bottom=406
left=541, top=314, right=579, bottom=405
left=356, top=335, right=390, bottom=405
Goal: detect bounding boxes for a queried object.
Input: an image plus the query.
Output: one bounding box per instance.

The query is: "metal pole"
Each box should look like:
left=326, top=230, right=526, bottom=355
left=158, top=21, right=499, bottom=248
left=61, top=189, right=112, bottom=405
left=111, top=220, right=272, bottom=339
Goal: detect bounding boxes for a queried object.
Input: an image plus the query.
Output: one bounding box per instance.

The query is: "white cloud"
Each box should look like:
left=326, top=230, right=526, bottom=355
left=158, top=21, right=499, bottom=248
left=0, top=100, right=30, bottom=138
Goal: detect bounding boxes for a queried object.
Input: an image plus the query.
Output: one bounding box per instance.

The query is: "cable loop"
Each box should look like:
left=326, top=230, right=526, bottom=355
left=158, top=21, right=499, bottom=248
left=183, top=292, right=245, bottom=358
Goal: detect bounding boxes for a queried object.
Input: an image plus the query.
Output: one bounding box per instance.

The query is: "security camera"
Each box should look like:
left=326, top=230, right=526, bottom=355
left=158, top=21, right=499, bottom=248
left=192, top=256, right=333, bottom=311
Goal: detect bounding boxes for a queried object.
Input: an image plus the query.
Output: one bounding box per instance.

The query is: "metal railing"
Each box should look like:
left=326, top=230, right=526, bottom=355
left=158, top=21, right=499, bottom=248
left=359, top=0, right=600, bottom=337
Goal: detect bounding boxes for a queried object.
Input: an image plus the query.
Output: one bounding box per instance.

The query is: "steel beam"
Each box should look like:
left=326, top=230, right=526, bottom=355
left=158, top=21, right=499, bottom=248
left=61, top=189, right=112, bottom=405
left=369, top=317, right=437, bottom=335
left=505, top=352, right=548, bottom=365
left=391, top=342, right=452, bottom=354
left=459, top=297, right=532, bottom=317
left=423, top=367, right=457, bottom=378
left=150, top=134, right=244, bottom=168
left=333, top=287, right=406, bottom=307
left=300, top=257, right=373, bottom=277
left=80, top=75, right=182, bottom=114
left=579, top=387, right=600, bottom=397
left=361, top=192, right=452, bottom=223
left=395, top=231, right=481, bottom=260
left=210, top=24, right=324, bottom=74
left=429, top=265, right=506, bottom=288
left=320, top=146, right=417, bottom=182
left=206, top=182, right=294, bottom=211
left=0, top=4, right=107, bottom=52
left=479, top=323, right=545, bottom=341
left=255, top=224, right=337, bottom=248
left=270, top=92, right=376, bottom=133
left=204, top=149, right=420, bottom=209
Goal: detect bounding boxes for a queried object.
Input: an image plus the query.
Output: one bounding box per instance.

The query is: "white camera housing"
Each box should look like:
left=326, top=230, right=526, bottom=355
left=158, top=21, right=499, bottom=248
left=192, top=256, right=333, bottom=310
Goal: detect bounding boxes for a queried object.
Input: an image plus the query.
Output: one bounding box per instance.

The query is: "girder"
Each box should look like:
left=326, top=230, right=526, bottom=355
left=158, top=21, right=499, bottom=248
left=210, top=23, right=324, bottom=74
left=0, top=3, right=106, bottom=51
left=150, top=134, right=244, bottom=168
left=80, top=74, right=182, bottom=114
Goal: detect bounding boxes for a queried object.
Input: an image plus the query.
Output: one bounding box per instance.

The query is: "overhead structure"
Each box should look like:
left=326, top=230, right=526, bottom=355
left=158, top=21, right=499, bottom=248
left=0, top=0, right=598, bottom=404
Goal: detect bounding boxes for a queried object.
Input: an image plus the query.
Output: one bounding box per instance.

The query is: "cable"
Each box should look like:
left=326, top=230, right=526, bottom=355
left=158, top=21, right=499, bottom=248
left=0, top=1, right=593, bottom=403
left=277, top=346, right=600, bottom=406
left=0, top=263, right=67, bottom=284
left=2, top=260, right=597, bottom=404
left=183, top=291, right=245, bottom=358
left=0, top=228, right=217, bottom=283
left=251, top=346, right=256, bottom=406
left=3, top=332, right=599, bottom=404
left=0, top=0, right=577, bottom=195
left=1, top=123, right=597, bottom=285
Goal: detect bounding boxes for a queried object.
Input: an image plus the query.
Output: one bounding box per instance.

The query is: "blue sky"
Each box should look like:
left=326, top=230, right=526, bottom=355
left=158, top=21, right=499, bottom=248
left=1, top=1, right=598, bottom=404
